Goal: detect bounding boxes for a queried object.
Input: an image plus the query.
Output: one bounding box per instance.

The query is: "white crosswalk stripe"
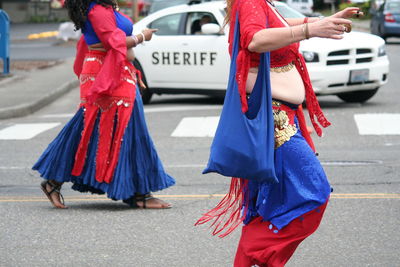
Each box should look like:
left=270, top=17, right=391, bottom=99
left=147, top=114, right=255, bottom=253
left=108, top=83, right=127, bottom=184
left=354, top=113, right=400, bottom=135
left=171, top=114, right=400, bottom=137
left=171, top=116, right=219, bottom=137
left=0, top=123, right=61, bottom=140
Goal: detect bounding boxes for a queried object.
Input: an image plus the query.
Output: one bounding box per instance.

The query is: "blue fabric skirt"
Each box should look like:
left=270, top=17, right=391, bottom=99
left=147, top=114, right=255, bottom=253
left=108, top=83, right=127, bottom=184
left=244, top=119, right=331, bottom=230
left=33, top=87, right=175, bottom=200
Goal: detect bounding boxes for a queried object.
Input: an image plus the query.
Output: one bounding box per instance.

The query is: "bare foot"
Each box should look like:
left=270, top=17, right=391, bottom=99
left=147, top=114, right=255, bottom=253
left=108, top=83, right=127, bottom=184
left=136, top=196, right=172, bottom=209
left=124, top=194, right=172, bottom=209
left=40, top=180, right=68, bottom=209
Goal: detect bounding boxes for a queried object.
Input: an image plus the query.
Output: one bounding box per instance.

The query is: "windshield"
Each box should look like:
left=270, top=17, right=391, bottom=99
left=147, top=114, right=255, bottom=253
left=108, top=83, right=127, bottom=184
left=219, top=3, right=304, bottom=19
left=386, top=1, right=400, bottom=12
left=275, top=4, right=305, bottom=18
left=149, top=0, right=187, bottom=14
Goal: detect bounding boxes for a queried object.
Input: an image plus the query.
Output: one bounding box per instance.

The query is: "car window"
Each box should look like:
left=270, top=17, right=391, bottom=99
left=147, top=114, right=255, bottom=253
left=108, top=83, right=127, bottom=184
left=149, top=13, right=183, bottom=35
left=185, top=12, right=219, bottom=35
left=149, top=0, right=187, bottom=14
left=386, top=1, right=400, bottom=11
left=275, top=5, right=305, bottom=18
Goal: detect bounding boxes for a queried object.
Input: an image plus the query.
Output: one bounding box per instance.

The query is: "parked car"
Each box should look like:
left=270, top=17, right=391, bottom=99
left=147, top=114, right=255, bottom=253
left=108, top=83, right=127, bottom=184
left=133, top=1, right=390, bottom=104
left=149, top=0, right=217, bottom=14
left=370, top=0, right=400, bottom=40
left=278, top=0, right=314, bottom=16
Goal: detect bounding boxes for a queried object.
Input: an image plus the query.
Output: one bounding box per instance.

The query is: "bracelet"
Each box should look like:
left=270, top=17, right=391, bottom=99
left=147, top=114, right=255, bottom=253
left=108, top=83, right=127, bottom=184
left=289, top=27, right=295, bottom=39
left=301, top=23, right=306, bottom=39
left=305, top=23, right=310, bottom=39
left=303, top=17, right=309, bottom=24
left=132, top=35, right=139, bottom=46
left=139, top=32, right=146, bottom=43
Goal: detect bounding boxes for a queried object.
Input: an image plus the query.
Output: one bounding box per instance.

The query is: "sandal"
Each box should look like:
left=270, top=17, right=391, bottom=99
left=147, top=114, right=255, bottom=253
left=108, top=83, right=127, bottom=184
left=123, top=193, right=172, bottom=209
left=40, top=180, right=67, bottom=209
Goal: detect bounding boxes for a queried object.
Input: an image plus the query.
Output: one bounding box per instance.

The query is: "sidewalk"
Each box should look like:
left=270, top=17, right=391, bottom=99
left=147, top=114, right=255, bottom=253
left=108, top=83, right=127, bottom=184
left=0, top=58, right=78, bottom=120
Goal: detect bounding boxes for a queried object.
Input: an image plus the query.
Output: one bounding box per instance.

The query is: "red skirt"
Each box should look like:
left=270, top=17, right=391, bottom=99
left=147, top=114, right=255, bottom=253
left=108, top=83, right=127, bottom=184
left=234, top=200, right=328, bottom=267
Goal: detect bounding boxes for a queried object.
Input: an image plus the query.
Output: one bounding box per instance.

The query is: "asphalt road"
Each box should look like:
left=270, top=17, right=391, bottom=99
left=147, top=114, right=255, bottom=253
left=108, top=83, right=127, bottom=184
left=1, top=40, right=400, bottom=266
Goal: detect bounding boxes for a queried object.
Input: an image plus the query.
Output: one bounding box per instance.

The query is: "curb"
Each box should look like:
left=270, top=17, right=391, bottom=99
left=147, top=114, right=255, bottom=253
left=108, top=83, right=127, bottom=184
left=0, top=79, right=78, bottom=120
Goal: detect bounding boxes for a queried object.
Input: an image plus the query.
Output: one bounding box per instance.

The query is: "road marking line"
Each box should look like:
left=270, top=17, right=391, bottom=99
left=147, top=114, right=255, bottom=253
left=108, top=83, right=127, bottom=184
left=354, top=113, right=400, bottom=135
left=0, top=193, right=399, bottom=202
left=40, top=113, right=74, bottom=118
left=145, top=106, right=221, bottom=113
left=0, top=123, right=61, bottom=140
left=171, top=116, right=219, bottom=137
left=0, top=166, right=27, bottom=170
left=0, top=160, right=385, bottom=170
left=40, top=105, right=222, bottom=118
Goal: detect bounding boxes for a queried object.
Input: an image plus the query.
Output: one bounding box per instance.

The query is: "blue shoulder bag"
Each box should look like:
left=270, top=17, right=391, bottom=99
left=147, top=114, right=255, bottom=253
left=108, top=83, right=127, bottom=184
left=202, top=15, right=278, bottom=184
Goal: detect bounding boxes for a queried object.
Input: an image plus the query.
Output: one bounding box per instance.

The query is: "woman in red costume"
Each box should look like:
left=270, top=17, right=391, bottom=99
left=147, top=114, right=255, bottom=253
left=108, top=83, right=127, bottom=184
left=196, top=0, right=362, bottom=266
left=33, top=0, right=175, bottom=209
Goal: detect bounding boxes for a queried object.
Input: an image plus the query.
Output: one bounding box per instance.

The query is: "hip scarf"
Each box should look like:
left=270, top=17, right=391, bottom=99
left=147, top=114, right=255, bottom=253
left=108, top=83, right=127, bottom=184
left=71, top=50, right=138, bottom=184
left=272, top=99, right=298, bottom=149
left=196, top=100, right=330, bottom=237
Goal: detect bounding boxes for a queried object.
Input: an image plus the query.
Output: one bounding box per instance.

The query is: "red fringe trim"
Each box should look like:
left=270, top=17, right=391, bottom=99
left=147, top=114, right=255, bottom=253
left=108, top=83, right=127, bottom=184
left=195, top=178, right=249, bottom=238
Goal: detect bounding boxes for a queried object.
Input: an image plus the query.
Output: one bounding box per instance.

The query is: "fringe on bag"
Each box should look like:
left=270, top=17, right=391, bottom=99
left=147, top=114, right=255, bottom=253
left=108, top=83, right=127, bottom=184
left=195, top=178, right=249, bottom=238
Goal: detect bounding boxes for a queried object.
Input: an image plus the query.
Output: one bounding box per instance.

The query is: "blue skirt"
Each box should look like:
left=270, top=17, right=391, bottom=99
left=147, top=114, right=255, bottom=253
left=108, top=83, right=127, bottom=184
left=33, top=87, right=175, bottom=200
left=244, top=119, right=331, bottom=230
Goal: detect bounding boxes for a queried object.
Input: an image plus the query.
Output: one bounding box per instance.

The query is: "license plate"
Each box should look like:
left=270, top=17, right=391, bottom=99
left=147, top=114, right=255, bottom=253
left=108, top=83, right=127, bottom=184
left=350, top=69, right=369, bottom=83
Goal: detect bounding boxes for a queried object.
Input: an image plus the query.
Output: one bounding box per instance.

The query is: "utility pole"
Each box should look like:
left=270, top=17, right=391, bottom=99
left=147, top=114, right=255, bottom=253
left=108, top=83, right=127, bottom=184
left=131, top=0, right=139, bottom=22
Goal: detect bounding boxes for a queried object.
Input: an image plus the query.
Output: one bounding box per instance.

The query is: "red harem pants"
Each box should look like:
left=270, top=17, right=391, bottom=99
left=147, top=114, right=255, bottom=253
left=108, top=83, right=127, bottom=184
left=234, top=200, right=328, bottom=267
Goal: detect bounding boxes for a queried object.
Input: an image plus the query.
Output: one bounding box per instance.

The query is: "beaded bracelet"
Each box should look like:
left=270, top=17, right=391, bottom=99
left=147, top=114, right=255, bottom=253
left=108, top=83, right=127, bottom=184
left=140, top=32, right=146, bottom=43
left=131, top=35, right=139, bottom=46
left=305, top=23, right=310, bottom=39
left=289, top=27, right=295, bottom=39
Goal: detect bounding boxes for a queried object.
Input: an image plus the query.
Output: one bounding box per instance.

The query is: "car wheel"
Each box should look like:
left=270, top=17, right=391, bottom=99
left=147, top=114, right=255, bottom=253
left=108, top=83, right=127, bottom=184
left=132, top=60, right=153, bottom=104
left=337, top=88, right=379, bottom=103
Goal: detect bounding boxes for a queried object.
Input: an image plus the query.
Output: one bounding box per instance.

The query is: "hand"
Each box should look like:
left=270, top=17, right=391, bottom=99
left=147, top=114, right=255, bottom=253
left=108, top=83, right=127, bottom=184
left=331, top=7, right=364, bottom=19
left=139, top=79, right=147, bottom=89
left=142, top=28, right=158, bottom=41
left=308, top=17, right=353, bottom=40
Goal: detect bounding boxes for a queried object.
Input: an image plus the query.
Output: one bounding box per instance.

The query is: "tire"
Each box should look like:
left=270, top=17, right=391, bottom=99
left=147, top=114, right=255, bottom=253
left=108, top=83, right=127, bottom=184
left=132, top=60, right=153, bottom=104
left=337, top=88, right=379, bottom=103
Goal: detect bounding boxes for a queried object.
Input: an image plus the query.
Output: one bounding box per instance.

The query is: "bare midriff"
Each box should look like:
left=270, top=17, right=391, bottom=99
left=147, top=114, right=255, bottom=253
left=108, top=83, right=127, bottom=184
left=246, top=66, right=305, bottom=105
left=245, top=1, right=305, bottom=105
left=88, top=43, right=135, bottom=61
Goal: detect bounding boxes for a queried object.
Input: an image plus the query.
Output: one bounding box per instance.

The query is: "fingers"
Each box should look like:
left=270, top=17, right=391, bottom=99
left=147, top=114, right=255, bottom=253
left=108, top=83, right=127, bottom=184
left=354, top=10, right=364, bottom=18
left=143, top=28, right=158, bottom=33
left=331, top=34, right=344, bottom=40
left=331, top=17, right=352, bottom=25
left=344, top=7, right=360, bottom=12
left=139, top=80, right=147, bottom=88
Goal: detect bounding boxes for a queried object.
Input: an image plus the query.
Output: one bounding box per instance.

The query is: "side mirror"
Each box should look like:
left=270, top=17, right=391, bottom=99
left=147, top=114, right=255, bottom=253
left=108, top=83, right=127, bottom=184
left=201, top=23, right=222, bottom=35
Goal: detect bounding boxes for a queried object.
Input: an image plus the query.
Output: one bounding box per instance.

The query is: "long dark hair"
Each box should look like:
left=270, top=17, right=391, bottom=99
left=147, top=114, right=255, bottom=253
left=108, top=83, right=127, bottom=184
left=64, top=0, right=117, bottom=30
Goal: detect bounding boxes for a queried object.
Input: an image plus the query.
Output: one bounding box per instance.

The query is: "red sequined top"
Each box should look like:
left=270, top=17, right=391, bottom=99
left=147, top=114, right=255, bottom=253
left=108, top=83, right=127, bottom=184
left=73, top=4, right=129, bottom=102
left=228, top=0, right=330, bottom=136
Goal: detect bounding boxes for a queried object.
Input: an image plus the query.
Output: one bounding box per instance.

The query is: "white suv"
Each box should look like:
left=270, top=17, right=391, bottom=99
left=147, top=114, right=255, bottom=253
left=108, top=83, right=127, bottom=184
left=133, top=1, right=389, bottom=104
